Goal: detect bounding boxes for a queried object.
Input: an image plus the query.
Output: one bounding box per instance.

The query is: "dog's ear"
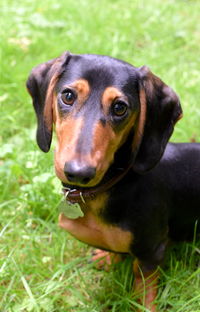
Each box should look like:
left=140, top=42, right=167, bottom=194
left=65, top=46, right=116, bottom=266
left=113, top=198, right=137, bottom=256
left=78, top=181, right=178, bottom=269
left=26, top=51, right=71, bottom=152
left=133, top=66, right=182, bottom=173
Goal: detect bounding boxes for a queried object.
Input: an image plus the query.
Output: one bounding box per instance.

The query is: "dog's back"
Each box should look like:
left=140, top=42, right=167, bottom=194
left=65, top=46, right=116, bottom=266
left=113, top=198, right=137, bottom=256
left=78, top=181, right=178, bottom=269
left=161, top=142, right=200, bottom=240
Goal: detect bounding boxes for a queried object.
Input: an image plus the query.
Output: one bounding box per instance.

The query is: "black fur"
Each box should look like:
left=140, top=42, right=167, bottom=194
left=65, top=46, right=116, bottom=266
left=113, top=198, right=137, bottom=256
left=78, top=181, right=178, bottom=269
left=27, top=52, right=200, bottom=273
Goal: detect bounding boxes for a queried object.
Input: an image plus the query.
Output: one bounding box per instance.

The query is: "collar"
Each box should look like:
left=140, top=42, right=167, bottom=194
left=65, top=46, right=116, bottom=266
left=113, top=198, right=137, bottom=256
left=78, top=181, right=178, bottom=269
left=62, top=162, right=132, bottom=204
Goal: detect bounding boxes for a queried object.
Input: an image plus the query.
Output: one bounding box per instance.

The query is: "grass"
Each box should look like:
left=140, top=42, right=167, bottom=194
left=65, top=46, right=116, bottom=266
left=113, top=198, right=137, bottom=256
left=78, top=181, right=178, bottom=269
left=0, top=0, right=200, bottom=311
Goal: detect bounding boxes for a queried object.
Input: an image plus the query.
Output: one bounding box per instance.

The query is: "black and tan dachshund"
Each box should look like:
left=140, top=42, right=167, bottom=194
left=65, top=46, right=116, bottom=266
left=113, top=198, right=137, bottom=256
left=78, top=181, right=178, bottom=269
left=27, top=52, right=200, bottom=311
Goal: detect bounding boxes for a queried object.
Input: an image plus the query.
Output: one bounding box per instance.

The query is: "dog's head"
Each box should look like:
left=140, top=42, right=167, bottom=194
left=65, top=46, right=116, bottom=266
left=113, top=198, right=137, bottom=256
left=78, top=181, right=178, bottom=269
left=27, top=52, right=182, bottom=187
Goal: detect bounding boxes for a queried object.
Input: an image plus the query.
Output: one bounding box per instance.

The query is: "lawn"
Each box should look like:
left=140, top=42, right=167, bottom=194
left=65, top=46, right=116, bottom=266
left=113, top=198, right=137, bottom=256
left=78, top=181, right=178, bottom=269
left=0, top=0, right=200, bottom=311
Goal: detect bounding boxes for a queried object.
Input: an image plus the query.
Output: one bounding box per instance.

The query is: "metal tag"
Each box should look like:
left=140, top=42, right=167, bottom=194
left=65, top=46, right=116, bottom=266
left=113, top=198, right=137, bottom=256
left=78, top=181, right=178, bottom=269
left=58, top=199, right=84, bottom=219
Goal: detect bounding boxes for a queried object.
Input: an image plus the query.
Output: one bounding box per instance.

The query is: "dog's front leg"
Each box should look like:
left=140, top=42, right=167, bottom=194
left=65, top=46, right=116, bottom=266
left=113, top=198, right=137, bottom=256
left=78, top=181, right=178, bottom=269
left=133, top=259, right=159, bottom=312
left=59, top=212, right=110, bottom=250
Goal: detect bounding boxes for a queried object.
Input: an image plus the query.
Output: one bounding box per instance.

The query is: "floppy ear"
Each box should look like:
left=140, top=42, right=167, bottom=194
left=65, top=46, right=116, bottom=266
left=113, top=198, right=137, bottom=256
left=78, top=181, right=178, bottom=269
left=133, top=66, right=183, bottom=173
left=26, top=51, right=71, bottom=152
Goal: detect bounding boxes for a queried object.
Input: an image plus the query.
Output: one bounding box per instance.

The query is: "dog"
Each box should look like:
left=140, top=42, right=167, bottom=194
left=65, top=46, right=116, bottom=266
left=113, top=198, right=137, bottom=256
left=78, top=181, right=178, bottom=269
left=27, top=52, right=200, bottom=311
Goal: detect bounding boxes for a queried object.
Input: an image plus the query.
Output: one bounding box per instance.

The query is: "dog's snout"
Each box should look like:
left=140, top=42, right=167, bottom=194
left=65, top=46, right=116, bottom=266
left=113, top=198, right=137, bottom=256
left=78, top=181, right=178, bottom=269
left=64, top=161, right=96, bottom=185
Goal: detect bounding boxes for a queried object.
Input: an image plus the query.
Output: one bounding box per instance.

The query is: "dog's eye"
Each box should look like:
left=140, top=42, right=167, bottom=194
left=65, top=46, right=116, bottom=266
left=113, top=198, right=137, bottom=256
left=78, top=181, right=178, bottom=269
left=112, top=101, right=128, bottom=117
left=61, top=89, right=76, bottom=105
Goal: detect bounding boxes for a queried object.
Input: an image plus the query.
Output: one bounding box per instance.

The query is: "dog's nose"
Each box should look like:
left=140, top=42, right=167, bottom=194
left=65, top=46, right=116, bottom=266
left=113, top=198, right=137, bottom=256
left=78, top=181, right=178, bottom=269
left=64, top=161, right=96, bottom=185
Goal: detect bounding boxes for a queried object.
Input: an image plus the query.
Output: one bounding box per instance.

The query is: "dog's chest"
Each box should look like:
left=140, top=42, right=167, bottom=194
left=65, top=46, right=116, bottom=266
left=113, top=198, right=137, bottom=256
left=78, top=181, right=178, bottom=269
left=59, top=193, right=133, bottom=253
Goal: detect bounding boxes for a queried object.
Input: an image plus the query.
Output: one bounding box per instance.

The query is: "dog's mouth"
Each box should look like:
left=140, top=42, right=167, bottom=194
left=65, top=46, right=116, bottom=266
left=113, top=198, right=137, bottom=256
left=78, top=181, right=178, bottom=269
left=60, top=126, right=137, bottom=206
left=61, top=129, right=135, bottom=202
left=62, top=156, right=127, bottom=192
left=61, top=159, right=132, bottom=204
left=62, top=167, right=117, bottom=189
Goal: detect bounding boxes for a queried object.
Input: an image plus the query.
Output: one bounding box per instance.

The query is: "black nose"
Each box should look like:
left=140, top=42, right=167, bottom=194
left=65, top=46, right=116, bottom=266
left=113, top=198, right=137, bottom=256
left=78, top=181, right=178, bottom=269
left=64, top=161, right=96, bottom=185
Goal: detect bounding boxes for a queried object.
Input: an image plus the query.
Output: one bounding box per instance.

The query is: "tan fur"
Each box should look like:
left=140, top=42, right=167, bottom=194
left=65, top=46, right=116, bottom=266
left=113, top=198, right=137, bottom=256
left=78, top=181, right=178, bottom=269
left=132, top=88, right=147, bottom=151
left=71, top=79, right=90, bottom=100
left=44, top=74, right=59, bottom=132
left=101, top=87, right=123, bottom=114
left=54, top=116, right=84, bottom=183
left=53, top=81, right=139, bottom=187
left=59, top=192, right=133, bottom=252
left=64, top=79, right=90, bottom=112
left=133, top=259, right=159, bottom=312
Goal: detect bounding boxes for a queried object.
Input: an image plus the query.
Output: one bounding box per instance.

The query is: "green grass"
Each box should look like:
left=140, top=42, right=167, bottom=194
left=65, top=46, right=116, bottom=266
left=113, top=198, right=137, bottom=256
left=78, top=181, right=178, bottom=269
left=0, top=0, right=200, bottom=311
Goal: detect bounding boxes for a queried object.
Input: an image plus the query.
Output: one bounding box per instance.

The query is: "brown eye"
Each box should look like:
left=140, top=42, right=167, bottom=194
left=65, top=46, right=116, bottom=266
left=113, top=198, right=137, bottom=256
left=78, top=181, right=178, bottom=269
left=112, top=101, right=128, bottom=117
left=61, top=89, right=76, bottom=105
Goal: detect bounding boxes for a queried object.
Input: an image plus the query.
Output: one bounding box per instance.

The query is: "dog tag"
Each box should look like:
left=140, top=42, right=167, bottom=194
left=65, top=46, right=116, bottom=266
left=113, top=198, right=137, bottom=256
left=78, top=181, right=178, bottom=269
left=58, top=199, right=84, bottom=219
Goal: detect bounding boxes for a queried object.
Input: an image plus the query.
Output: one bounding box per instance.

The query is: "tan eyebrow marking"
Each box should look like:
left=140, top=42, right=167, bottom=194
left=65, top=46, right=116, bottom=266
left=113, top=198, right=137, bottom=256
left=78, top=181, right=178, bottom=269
left=101, top=87, right=123, bottom=114
left=72, top=79, right=90, bottom=104
left=61, top=79, right=90, bottom=112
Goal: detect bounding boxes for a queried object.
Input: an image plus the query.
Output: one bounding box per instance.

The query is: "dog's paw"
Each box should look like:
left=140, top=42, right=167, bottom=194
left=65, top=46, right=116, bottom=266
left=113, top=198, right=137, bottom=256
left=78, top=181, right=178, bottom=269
left=91, top=249, right=123, bottom=271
